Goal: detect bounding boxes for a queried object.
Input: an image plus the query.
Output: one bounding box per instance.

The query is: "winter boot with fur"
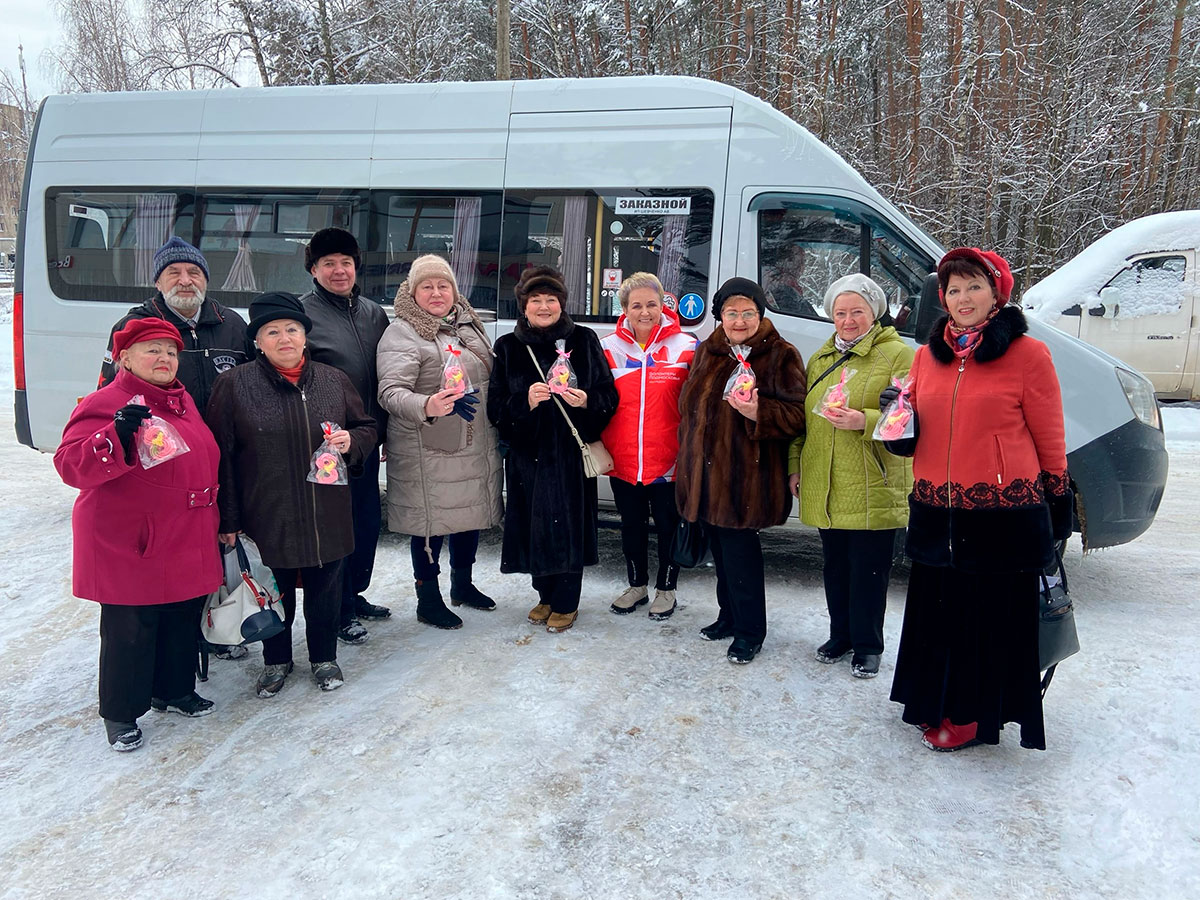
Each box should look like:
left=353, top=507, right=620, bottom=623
left=415, top=579, right=463, bottom=630
left=449, top=567, right=496, bottom=611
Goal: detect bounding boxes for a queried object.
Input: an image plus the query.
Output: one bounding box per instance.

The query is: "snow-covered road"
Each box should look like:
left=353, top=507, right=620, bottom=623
left=2, top=301, right=1198, bottom=898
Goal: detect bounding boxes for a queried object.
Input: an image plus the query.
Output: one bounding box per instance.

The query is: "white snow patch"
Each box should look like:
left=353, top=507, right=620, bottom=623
left=1, top=325, right=1199, bottom=897
left=1162, top=404, right=1200, bottom=441
left=1024, top=211, right=1200, bottom=320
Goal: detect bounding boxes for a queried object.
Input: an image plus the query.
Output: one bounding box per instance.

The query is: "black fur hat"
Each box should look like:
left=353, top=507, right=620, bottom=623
left=305, top=228, right=361, bottom=273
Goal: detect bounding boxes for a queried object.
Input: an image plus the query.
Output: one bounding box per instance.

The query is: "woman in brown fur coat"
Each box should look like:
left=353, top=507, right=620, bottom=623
left=676, top=277, right=808, bottom=664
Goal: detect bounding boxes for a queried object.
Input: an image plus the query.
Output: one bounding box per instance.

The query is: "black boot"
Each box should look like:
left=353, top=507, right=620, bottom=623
left=415, top=580, right=463, bottom=630
left=449, top=567, right=496, bottom=611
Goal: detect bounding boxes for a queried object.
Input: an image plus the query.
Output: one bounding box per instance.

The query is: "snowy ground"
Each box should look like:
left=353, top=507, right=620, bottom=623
left=2, top=304, right=1199, bottom=898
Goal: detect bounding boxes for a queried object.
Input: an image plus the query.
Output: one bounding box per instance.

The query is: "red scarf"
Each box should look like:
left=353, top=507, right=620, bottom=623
left=274, top=362, right=304, bottom=384
left=944, top=308, right=1000, bottom=359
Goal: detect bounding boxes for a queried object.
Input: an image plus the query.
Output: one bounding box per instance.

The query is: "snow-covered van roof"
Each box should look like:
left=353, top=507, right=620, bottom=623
left=1025, top=211, right=1200, bottom=320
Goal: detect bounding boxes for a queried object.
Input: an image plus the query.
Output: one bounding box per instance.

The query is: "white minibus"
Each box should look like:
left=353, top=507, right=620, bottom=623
left=11, top=76, right=1167, bottom=549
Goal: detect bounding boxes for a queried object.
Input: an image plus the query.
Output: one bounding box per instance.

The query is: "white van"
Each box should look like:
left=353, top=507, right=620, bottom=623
left=11, top=76, right=1167, bottom=549
left=1024, top=211, right=1200, bottom=400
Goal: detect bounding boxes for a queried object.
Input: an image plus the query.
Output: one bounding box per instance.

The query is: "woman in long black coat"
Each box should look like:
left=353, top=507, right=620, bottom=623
left=487, top=266, right=618, bottom=633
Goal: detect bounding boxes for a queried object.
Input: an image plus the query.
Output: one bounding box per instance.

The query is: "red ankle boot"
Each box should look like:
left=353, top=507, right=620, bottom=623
left=922, top=719, right=981, bottom=752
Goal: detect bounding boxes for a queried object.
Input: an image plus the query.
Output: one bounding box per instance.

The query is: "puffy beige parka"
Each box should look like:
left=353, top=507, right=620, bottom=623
left=376, top=281, right=503, bottom=541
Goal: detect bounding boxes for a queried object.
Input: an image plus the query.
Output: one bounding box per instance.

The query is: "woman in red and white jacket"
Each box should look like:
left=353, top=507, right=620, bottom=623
left=885, top=248, right=1073, bottom=753
left=601, top=273, right=697, bottom=621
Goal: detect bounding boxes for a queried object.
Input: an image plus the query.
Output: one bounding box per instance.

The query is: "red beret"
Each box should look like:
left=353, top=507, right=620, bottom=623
left=112, top=317, right=184, bottom=357
left=937, top=247, right=1015, bottom=307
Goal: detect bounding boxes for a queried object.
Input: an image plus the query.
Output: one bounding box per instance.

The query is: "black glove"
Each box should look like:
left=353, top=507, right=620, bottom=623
left=879, top=385, right=901, bottom=410
left=451, top=391, right=480, bottom=422
left=1048, top=486, right=1075, bottom=542
left=113, top=403, right=152, bottom=455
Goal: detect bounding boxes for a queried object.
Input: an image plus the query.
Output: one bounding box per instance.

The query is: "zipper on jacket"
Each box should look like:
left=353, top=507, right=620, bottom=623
left=993, top=435, right=1005, bottom=484
left=301, top=387, right=323, bottom=564
left=946, top=357, right=967, bottom=509
left=636, top=347, right=649, bottom=483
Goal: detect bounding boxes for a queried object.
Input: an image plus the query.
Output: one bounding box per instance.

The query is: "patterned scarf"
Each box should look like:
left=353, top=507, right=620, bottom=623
left=945, top=308, right=999, bottom=359
left=833, top=322, right=877, bottom=354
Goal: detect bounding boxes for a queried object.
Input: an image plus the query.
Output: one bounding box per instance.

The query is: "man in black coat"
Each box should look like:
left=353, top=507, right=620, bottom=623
left=300, top=228, right=391, bottom=643
left=99, top=237, right=251, bottom=415
left=98, top=236, right=253, bottom=661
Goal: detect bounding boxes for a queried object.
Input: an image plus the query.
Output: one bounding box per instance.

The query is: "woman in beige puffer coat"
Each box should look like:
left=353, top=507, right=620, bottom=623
left=376, top=255, right=503, bottom=630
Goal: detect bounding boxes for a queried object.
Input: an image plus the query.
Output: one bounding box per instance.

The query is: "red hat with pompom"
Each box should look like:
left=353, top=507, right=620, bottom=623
left=937, top=248, right=1014, bottom=308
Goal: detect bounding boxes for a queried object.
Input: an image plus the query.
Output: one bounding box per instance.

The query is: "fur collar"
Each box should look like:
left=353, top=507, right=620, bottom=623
left=514, top=312, right=575, bottom=346
left=927, top=304, right=1028, bottom=364
left=392, top=278, right=484, bottom=342
left=702, top=316, right=782, bottom=358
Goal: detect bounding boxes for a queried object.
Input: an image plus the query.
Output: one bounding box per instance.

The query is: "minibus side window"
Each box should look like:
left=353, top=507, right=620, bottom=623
left=754, top=197, right=933, bottom=337
left=498, top=188, right=714, bottom=323
left=197, top=190, right=368, bottom=305
left=47, top=189, right=194, bottom=301
left=366, top=191, right=502, bottom=313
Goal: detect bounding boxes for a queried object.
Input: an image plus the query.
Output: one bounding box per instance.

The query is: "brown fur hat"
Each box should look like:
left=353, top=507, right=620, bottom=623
left=514, top=265, right=568, bottom=312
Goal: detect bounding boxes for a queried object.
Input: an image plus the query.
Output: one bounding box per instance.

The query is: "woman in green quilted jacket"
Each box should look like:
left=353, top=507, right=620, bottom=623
left=788, top=274, right=914, bottom=679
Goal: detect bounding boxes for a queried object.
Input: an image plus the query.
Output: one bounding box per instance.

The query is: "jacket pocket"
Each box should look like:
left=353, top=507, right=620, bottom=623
left=137, top=515, right=156, bottom=558
left=993, top=435, right=1006, bottom=485
left=423, top=415, right=466, bottom=453
left=869, top=445, right=889, bottom=485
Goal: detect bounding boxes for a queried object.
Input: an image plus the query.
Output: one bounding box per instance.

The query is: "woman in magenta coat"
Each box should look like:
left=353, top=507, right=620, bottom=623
left=55, top=317, right=223, bottom=753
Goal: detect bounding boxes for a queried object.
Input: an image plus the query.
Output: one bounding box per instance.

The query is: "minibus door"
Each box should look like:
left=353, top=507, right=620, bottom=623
left=737, top=190, right=938, bottom=361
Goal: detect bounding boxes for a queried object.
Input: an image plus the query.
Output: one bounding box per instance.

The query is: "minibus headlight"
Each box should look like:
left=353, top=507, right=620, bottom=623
left=1115, top=367, right=1161, bottom=430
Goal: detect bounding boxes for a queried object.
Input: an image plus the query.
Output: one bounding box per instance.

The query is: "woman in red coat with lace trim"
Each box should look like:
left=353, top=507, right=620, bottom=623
left=886, top=248, right=1073, bottom=752
left=54, top=317, right=223, bottom=753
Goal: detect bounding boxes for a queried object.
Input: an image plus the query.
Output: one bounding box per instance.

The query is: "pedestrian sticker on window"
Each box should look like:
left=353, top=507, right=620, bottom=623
left=613, top=197, right=691, bottom=216
left=679, top=292, right=705, bottom=322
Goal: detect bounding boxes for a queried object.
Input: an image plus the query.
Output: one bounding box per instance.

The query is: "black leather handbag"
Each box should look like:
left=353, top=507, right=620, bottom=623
left=1039, top=550, right=1080, bottom=695
left=671, top=518, right=711, bottom=568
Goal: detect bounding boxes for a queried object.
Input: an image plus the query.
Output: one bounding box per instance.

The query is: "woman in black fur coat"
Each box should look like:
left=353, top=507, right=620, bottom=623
left=487, top=267, right=618, bottom=633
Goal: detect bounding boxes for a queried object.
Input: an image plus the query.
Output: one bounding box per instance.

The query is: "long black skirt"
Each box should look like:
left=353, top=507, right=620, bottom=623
left=890, top=561, right=1046, bottom=750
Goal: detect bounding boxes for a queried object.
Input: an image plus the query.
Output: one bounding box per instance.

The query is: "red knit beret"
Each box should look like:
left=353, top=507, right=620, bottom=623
left=112, top=317, right=184, bottom=356
left=937, top=248, right=1015, bottom=307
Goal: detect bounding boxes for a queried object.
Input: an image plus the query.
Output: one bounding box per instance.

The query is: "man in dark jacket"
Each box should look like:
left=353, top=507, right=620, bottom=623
left=98, top=236, right=253, bottom=662
left=99, top=237, right=252, bottom=416
left=300, top=228, right=391, bottom=643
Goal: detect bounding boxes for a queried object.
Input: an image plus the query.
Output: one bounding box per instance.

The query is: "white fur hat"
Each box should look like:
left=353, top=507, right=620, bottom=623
left=823, top=273, right=887, bottom=320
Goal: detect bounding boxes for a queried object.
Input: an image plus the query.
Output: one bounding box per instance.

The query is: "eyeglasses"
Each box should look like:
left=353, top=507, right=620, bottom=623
left=721, top=309, right=760, bottom=322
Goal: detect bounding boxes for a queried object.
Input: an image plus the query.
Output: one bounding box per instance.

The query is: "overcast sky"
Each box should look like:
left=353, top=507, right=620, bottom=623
left=1, top=0, right=60, bottom=101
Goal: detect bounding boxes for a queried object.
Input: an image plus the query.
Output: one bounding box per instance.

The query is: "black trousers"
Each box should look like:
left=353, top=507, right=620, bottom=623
left=611, top=478, right=680, bottom=591
left=341, top=449, right=382, bottom=625
left=818, top=527, right=898, bottom=656
left=410, top=530, right=481, bottom=581
left=265, top=558, right=346, bottom=667
left=98, top=596, right=204, bottom=722
left=531, top=571, right=584, bottom=615
left=708, top=525, right=766, bottom=644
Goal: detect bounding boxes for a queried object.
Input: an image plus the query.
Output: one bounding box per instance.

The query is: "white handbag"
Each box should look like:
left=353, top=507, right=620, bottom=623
left=201, top=537, right=286, bottom=646
left=524, top=344, right=614, bottom=478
